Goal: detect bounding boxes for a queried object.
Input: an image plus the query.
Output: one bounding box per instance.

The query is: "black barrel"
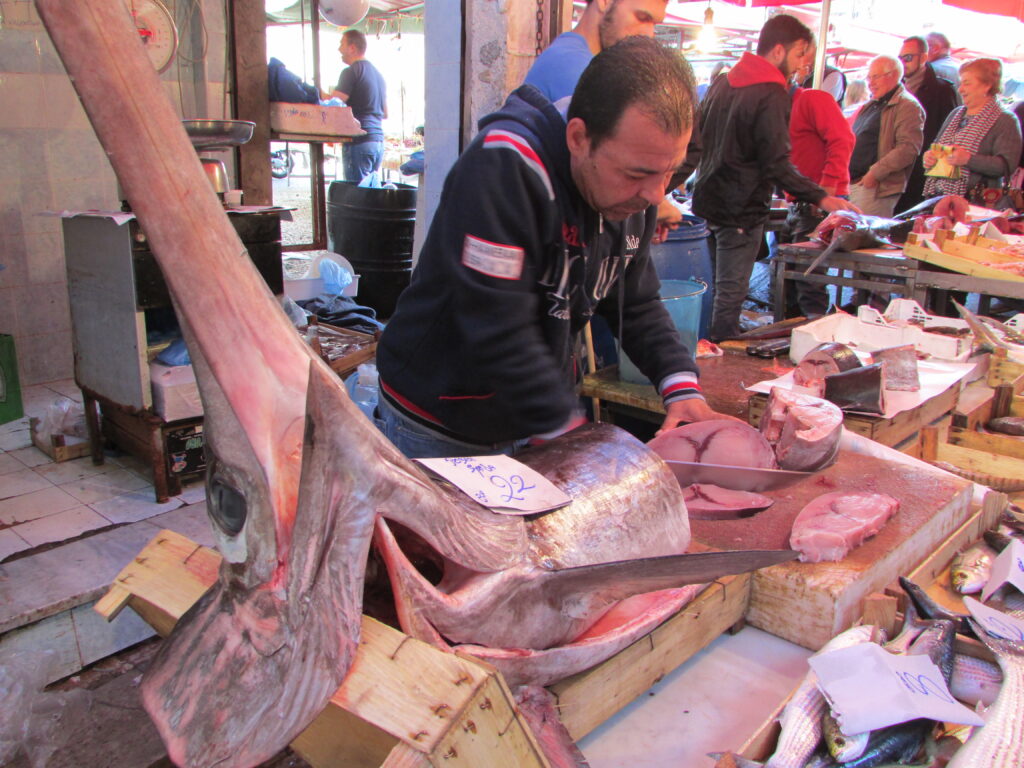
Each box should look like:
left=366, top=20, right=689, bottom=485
left=327, top=180, right=417, bottom=318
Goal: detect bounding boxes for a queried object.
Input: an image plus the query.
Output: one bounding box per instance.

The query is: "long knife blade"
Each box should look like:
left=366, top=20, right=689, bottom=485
left=664, top=460, right=812, bottom=492
left=541, top=549, right=799, bottom=604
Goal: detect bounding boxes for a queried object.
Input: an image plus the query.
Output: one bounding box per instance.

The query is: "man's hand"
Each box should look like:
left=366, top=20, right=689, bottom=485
left=657, top=399, right=743, bottom=435
left=653, top=196, right=684, bottom=244
left=859, top=170, right=879, bottom=189
left=818, top=196, right=862, bottom=215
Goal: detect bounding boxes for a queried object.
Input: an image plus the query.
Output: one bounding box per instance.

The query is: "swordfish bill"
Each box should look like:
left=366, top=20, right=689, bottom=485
left=34, top=1, right=525, bottom=765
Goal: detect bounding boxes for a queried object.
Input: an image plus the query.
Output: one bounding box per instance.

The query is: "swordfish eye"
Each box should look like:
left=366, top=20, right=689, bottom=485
left=209, top=476, right=247, bottom=536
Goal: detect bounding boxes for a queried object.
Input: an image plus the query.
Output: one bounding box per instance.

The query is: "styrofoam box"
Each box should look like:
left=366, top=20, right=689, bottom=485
left=150, top=361, right=202, bottom=421
left=789, top=300, right=973, bottom=363
left=283, top=253, right=359, bottom=302
left=269, top=102, right=364, bottom=138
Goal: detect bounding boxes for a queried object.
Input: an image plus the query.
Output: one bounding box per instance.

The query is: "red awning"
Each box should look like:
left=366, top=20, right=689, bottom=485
left=941, top=0, right=1024, bottom=20
left=679, top=0, right=820, bottom=5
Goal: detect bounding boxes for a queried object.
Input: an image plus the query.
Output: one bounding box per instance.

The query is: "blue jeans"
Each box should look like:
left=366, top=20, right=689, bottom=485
left=342, top=139, right=384, bottom=183
left=377, top=395, right=528, bottom=459
left=707, top=222, right=766, bottom=341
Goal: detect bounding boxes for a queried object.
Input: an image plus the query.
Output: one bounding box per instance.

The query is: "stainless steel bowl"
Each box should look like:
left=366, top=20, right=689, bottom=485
left=182, top=119, right=256, bottom=149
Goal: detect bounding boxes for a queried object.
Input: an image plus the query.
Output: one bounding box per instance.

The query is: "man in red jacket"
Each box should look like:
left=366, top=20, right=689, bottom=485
left=782, top=44, right=856, bottom=316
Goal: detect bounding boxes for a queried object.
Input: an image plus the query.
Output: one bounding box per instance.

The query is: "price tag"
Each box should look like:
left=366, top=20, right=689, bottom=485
left=964, top=596, right=1024, bottom=642
left=415, top=455, right=571, bottom=515
left=808, top=643, right=984, bottom=735
left=981, top=537, right=1024, bottom=602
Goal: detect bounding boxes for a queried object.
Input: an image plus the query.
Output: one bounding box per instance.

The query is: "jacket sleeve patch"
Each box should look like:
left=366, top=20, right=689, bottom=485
left=461, top=234, right=525, bottom=280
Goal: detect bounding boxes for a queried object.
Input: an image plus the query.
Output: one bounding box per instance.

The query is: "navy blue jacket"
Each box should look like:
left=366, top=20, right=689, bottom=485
left=377, top=86, right=702, bottom=444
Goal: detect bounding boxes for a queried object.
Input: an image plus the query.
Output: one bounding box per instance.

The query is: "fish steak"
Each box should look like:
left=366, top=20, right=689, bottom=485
left=790, top=492, right=899, bottom=563
left=758, top=387, right=842, bottom=472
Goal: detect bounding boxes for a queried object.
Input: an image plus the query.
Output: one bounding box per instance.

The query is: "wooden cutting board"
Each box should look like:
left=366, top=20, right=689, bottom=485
left=690, top=450, right=973, bottom=650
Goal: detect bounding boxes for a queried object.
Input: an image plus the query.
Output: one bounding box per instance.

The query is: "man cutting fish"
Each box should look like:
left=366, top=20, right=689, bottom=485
left=377, top=37, right=730, bottom=458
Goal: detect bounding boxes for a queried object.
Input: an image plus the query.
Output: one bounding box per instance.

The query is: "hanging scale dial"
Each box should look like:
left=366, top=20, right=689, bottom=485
left=129, top=0, right=178, bottom=74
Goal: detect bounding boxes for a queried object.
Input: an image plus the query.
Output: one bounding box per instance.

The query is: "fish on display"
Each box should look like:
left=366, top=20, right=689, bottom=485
left=823, top=708, right=869, bottom=763
left=758, top=387, right=843, bottom=472
left=647, top=419, right=778, bottom=468
left=790, top=492, right=899, bottom=563
left=802, top=212, right=915, bottom=275
left=951, top=538, right=998, bottom=594
left=870, top=345, right=921, bottom=392
left=948, top=622, right=1024, bottom=767
left=951, top=652, right=1003, bottom=708
left=823, top=363, right=887, bottom=416
left=793, top=342, right=862, bottom=398
left=32, top=4, right=801, bottom=766
left=987, top=417, right=1024, bottom=437
left=681, top=483, right=774, bottom=520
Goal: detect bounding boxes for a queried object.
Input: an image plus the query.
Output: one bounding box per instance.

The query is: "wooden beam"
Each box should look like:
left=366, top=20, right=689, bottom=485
left=230, top=0, right=272, bottom=205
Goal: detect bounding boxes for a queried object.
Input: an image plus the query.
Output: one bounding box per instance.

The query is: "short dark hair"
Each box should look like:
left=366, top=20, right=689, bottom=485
left=568, top=36, right=695, bottom=151
left=342, top=29, right=367, bottom=54
left=756, top=14, right=812, bottom=57
left=903, top=36, right=927, bottom=55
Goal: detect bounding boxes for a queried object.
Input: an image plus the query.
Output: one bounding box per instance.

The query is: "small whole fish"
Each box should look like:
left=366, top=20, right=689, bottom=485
left=948, top=622, right=1024, bottom=767
left=951, top=540, right=997, bottom=594
left=823, top=708, right=869, bottom=762
left=951, top=652, right=1003, bottom=708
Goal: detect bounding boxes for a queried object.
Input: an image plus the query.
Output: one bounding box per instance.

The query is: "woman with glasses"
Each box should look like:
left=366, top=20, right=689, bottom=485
left=923, top=58, right=1022, bottom=207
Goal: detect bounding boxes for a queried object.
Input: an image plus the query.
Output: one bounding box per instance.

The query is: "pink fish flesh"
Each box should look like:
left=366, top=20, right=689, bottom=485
left=793, top=342, right=862, bottom=397
left=870, top=345, right=920, bottom=392
left=759, top=387, right=842, bottom=472
left=682, top=484, right=774, bottom=520
left=790, top=491, right=899, bottom=562
left=647, top=420, right=778, bottom=469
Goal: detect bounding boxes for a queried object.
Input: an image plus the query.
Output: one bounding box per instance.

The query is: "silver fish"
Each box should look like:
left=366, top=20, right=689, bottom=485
left=948, top=622, right=1024, bottom=767
left=823, top=707, right=869, bottom=762
left=951, top=540, right=997, bottom=594
left=951, top=653, right=1003, bottom=708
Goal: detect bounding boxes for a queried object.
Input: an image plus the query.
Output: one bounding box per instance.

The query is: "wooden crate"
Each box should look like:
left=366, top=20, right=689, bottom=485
left=746, top=382, right=960, bottom=449
left=920, top=425, right=1024, bottom=493
left=29, top=416, right=91, bottom=462
left=95, top=530, right=751, bottom=767
left=313, top=322, right=377, bottom=379
left=904, top=236, right=1024, bottom=284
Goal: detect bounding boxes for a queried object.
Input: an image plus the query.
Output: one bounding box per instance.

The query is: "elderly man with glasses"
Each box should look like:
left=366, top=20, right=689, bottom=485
left=896, top=36, right=961, bottom=210
left=848, top=55, right=925, bottom=216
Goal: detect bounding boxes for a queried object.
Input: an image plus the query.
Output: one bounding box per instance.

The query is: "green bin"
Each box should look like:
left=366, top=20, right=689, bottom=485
left=0, top=334, right=24, bottom=425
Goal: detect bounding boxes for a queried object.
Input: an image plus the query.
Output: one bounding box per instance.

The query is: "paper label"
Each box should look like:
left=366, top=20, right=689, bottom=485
left=982, top=537, right=1024, bottom=601
left=415, top=455, right=571, bottom=515
left=461, top=235, right=524, bottom=280
left=965, top=596, right=1024, bottom=641
left=809, top=643, right=984, bottom=735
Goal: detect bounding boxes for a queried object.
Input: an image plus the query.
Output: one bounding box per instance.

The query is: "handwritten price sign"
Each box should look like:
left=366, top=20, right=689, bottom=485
left=415, top=455, right=571, bottom=515
left=982, top=537, right=1024, bottom=601
left=965, top=596, right=1024, bottom=642
left=809, top=643, right=984, bottom=735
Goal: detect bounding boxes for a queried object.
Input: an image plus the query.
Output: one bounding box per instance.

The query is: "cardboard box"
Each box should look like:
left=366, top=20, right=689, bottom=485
left=150, top=361, right=202, bottom=421
left=269, top=102, right=364, bottom=138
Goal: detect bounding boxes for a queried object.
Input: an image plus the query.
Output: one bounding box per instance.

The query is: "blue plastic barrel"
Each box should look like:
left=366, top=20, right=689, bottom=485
left=648, top=215, right=714, bottom=340
left=619, top=278, right=707, bottom=384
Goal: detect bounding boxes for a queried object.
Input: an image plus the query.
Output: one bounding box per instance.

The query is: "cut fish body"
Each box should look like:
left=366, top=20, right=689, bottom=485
left=870, top=345, right=921, bottom=392
left=647, top=420, right=778, bottom=469
left=682, top=484, right=774, bottom=520
left=790, top=492, right=900, bottom=562
left=793, top=342, right=862, bottom=398
left=759, top=387, right=842, bottom=472
left=824, top=363, right=887, bottom=415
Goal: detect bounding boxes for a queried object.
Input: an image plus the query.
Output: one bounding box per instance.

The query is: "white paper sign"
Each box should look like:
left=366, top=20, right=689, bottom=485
left=964, top=596, right=1024, bottom=642
left=808, top=643, right=984, bottom=735
left=981, top=537, right=1024, bottom=601
left=415, top=455, right=571, bottom=515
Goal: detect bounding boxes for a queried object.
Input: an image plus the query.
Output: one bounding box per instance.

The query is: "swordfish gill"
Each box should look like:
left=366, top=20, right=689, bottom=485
left=35, top=2, right=794, bottom=765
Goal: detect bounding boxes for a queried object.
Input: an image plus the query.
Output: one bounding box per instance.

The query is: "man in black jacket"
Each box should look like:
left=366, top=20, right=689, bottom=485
left=377, top=37, right=729, bottom=459
left=693, top=14, right=856, bottom=342
left=895, top=35, right=961, bottom=211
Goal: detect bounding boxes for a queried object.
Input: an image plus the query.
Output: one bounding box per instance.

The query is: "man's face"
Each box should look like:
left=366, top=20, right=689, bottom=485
left=794, top=45, right=816, bottom=85
left=779, top=40, right=810, bottom=80
left=339, top=39, right=355, bottom=65
left=597, top=0, right=668, bottom=50
left=898, top=41, right=925, bottom=77
left=866, top=60, right=899, bottom=99
left=567, top=105, right=689, bottom=222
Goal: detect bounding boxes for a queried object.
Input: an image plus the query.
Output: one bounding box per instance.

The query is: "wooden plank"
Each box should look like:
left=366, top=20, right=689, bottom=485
left=937, top=441, right=1024, bottom=481
left=949, top=427, right=1024, bottom=461
left=904, top=241, right=1024, bottom=284
left=952, top=380, right=996, bottom=430
left=549, top=574, right=751, bottom=741
left=230, top=0, right=272, bottom=205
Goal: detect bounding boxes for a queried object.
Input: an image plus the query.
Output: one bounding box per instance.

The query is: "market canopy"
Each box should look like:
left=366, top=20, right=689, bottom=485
left=942, top=0, right=1024, bottom=20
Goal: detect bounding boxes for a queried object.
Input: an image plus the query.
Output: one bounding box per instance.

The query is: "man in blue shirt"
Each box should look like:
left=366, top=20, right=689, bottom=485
left=524, top=0, right=668, bottom=110
left=328, top=29, right=388, bottom=183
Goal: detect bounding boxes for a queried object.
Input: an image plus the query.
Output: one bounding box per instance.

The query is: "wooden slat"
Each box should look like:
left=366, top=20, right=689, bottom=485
left=949, top=427, right=1024, bottom=461
left=550, top=574, right=751, bottom=740
left=904, top=241, right=1024, bottom=284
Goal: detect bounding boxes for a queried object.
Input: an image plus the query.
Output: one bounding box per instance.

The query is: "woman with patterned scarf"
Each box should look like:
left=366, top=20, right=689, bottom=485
left=922, top=58, right=1022, bottom=209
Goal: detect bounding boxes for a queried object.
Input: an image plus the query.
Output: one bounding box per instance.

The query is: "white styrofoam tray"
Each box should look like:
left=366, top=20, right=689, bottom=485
left=283, top=252, right=360, bottom=301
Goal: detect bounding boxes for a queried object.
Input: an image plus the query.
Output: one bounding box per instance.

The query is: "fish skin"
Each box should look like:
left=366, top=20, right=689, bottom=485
left=987, top=417, right=1024, bottom=437
left=948, top=622, right=1024, bottom=767
left=951, top=541, right=997, bottom=594
left=760, top=625, right=877, bottom=768
left=951, top=653, right=1002, bottom=708
left=823, top=708, right=869, bottom=762
left=793, top=343, right=862, bottom=397
left=823, top=363, right=887, bottom=416
left=834, top=720, right=932, bottom=768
